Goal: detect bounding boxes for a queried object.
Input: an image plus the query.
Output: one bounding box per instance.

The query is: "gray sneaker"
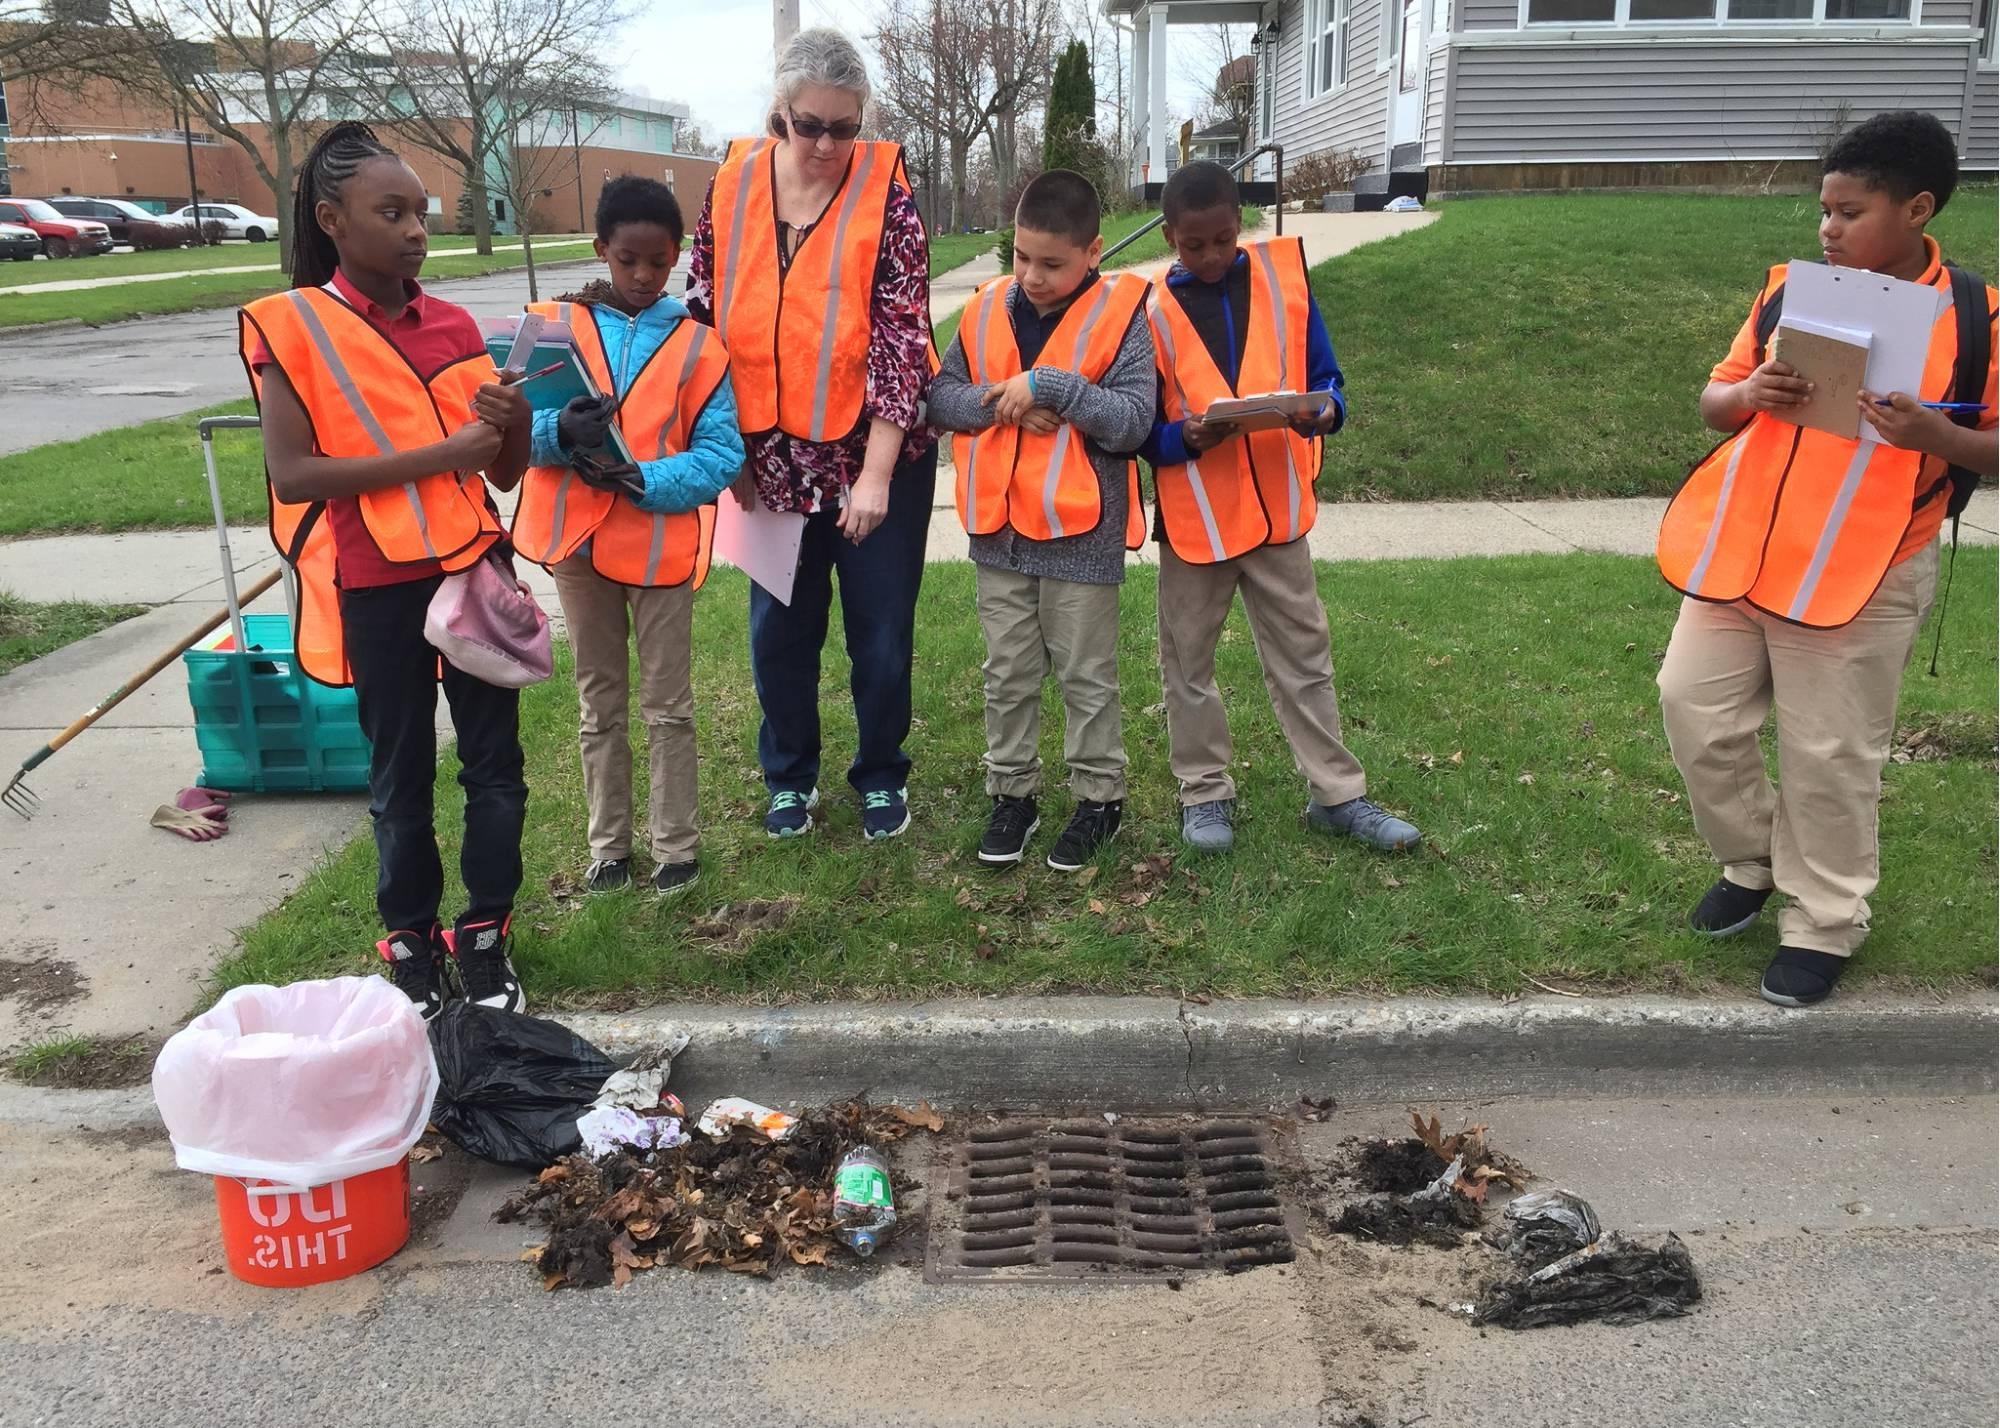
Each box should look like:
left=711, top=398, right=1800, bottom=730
left=1181, top=798, right=1235, bottom=852
left=1306, top=797, right=1420, bottom=853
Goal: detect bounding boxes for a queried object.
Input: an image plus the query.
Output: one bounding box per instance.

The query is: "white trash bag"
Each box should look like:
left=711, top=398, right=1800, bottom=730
left=153, top=976, right=439, bottom=1186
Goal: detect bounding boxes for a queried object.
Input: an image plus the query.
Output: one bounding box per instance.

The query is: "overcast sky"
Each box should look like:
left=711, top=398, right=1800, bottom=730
left=614, top=0, right=1222, bottom=147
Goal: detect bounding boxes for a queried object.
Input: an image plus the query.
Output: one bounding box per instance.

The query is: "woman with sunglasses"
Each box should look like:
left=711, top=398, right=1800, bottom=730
left=687, top=26, right=937, bottom=843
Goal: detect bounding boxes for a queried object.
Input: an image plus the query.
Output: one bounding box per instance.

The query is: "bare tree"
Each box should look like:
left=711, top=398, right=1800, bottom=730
left=980, top=0, right=1060, bottom=223
left=1, top=2, right=161, bottom=127
left=1181, top=23, right=1254, bottom=148
left=675, top=117, right=718, bottom=159
left=351, top=0, right=626, bottom=256
left=498, top=102, right=608, bottom=300
left=100, top=0, right=362, bottom=259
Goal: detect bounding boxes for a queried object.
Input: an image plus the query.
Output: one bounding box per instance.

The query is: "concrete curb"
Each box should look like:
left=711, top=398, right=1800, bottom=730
left=565, top=992, right=2000, bottom=1112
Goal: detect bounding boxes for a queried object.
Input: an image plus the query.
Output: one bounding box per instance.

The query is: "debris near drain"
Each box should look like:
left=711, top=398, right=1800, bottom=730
left=1409, top=1110, right=1531, bottom=1202
left=1475, top=1231, right=1703, bottom=1329
left=498, top=1098, right=943, bottom=1289
left=1331, top=1154, right=1484, bottom=1249
left=1489, top=1189, right=1601, bottom=1270
left=1346, top=1137, right=1438, bottom=1194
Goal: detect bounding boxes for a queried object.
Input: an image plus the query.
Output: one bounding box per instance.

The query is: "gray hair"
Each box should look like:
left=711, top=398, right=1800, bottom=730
left=774, top=27, right=871, bottom=111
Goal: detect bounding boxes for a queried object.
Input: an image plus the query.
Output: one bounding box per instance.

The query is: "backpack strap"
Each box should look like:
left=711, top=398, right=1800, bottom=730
left=1942, top=262, right=1991, bottom=520
left=1751, top=268, right=1788, bottom=364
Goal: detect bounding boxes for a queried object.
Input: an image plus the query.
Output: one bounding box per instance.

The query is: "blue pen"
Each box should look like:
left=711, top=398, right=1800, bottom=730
left=1874, top=399, right=1988, bottom=413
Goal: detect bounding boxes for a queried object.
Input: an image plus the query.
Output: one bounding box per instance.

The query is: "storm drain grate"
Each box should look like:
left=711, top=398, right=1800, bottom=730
left=927, top=1117, right=1297, bottom=1282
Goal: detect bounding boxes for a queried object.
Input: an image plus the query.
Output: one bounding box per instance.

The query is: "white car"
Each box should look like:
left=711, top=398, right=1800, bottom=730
left=165, top=203, right=280, bottom=242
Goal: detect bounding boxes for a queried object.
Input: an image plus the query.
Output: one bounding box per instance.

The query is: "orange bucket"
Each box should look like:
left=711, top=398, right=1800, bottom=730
left=212, top=1157, right=412, bottom=1287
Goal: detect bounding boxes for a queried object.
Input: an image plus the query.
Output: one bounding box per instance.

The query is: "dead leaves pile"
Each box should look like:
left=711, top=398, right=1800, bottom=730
left=1409, top=1110, right=1532, bottom=1204
left=499, top=1098, right=944, bottom=1291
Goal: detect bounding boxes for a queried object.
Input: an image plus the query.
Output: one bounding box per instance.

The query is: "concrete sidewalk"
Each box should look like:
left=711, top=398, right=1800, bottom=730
left=0, top=238, right=599, bottom=296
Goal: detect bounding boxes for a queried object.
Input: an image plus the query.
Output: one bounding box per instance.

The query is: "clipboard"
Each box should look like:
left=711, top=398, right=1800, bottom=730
left=712, top=489, right=806, bottom=606
left=1201, top=390, right=1336, bottom=433
left=1780, top=261, right=1948, bottom=446
left=1770, top=318, right=1870, bottom=440
left=479, top=314, right=637, bottom=466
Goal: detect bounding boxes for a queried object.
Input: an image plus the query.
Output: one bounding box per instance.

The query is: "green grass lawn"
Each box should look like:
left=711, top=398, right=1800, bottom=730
left=0, top=238, right=602, bottom=329
left=0, top=401, right=264, bottom=536
left=930, top=231, right=998, bottom=276
left=0, top=591, right=146, bottom=674
left=213, top=551, right=1998, bottom=1008
left=1320, top=188, right=2000, bottom=501
left=0, top=233, right=595, bottom=289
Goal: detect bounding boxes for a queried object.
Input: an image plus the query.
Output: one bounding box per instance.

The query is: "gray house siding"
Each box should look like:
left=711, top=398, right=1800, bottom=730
left=1270, top=0, right=1394, bottom=164
left=1448, top=38, right=1977, bottom=162
left=1971, top=66, right=1998, bottom=164
left=1424, top=42, right=1449, bottom=162
left=1921, top=0, right=1977, bottom=24
left=1461, top=0, right=1517, bottom=28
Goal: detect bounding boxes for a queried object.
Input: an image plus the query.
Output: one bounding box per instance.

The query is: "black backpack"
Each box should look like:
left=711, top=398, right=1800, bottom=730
left=1751, top=261, right=1992, bottom=526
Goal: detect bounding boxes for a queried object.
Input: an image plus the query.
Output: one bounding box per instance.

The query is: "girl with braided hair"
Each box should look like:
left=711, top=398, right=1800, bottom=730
left=240, top=121, right=536, bottom=1020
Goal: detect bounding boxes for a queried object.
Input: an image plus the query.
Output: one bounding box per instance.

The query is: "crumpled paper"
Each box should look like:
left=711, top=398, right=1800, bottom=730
left=576, top=1105, right=688, bottom=1158
left=697, top=1097, right=798, bottom=1141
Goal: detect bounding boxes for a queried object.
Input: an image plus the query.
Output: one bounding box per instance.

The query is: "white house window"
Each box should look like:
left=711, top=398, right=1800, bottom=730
left=1527, top=0, right=1909, bottom=18
left=1304, top=0, right=1351, bottom=97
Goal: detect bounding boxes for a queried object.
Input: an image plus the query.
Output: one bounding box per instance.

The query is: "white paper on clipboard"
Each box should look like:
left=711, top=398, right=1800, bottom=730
left=500, top=311, right=546, bottom=375
left=1782, top=261, right=1947, bottom=445
left=712, top=491, right=806, bottom=605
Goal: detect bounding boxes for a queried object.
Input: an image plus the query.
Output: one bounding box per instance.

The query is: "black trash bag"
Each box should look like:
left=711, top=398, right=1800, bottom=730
left=1492, top=1189, right=1602, bottom=1270
left=428, top=1001, right=618, bottom=1169
left=1475, top=1231, right=1703, bottom=1330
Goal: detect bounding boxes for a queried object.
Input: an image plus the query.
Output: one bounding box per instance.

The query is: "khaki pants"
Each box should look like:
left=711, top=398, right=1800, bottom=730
left=1156, top=539, right=1368, bottom=808
left=976, top=565, right=1127, bottom=802
left=551, top=555, right=699, bottom=865
left=1657, top=542, right=1938, bottom=957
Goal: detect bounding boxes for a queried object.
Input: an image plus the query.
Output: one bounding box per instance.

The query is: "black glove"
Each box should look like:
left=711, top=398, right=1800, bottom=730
left=557, top=394, right=616, bottom=454
left=574, top=449, right=646, bottom=499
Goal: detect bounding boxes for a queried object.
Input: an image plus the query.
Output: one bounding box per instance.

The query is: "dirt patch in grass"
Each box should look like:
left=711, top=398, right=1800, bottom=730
left=10, top=1034, right=159, bottom=1089
left=686, top=896, right=803, bottom=953
left=1891, top=714, right=1999, bottom=767
left=0, top=950, right=86, bottom=1015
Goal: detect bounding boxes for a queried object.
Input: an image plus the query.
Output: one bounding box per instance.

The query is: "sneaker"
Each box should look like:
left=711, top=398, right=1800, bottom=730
left=765, top=787, right=820, bottom=839
left=978, top=794, right=1040, bottom=865
left=1306, top=797, right=1421, bottom=853
left=1048, top=799, right=1123, bottom=872
left=1181, top=798, right=1235, bottom=853
left=1760, top=947, right=1848, bottom=1008
left=448, top=916, right=525, bottom=1014
left=586, top=857, right=632, bottom=894
left=377, top=927, right=446, bottom=1022
left=861, top=787, right=912, bottom=840
left=1689, top=877, right=1772, bottom=938
left=653, top=861, right=700, bottom=897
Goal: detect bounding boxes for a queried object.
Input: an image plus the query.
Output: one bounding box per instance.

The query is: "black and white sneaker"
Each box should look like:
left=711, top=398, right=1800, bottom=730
left=1689, top=877, right=1773, bottom=938
left=449, top=915, right=525, bottom=1014
left=979, top=794, right=1039, bottom=865
left=653, top=861, right=700, bottom=897
left=586, top=857, right=632, bottom=894
left=1048, top=799, right=1123, bottom=872
left=377, top=927, right=446, bottom=1022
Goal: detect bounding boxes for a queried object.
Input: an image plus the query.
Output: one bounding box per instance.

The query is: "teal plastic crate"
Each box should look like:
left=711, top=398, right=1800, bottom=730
left=183, top=613, right=371, bottom=793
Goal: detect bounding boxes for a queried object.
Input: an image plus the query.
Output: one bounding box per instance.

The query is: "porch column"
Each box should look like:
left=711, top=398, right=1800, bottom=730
left=1130, top=10, right=1149, bottom=188
left=1146, top=3, right=1168, bottom=183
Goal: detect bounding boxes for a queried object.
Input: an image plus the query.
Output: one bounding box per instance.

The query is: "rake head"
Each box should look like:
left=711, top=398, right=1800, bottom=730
left=2, top=769, right=39, bottom=820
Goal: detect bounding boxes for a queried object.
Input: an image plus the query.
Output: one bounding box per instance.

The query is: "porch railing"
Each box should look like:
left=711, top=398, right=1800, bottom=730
left=1104, top=142, right=1284, bottom=265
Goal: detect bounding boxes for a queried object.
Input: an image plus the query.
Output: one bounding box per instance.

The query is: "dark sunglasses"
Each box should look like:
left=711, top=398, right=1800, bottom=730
left=788, top=109, right=863, bottom=143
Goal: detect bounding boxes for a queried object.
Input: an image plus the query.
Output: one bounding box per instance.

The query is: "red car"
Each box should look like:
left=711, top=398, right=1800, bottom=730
left=0, top=198, right=114, bottom=258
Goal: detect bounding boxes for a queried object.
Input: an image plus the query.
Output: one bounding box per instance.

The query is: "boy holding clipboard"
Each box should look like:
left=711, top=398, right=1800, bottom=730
left=1656, top=111, right=1997, bottom=1006
left=1139, top=161, right=1420, bottom=857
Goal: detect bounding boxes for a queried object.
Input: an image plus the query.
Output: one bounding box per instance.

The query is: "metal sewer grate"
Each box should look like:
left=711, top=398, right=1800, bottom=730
left=927, top=1117, right=1297, bottom=1282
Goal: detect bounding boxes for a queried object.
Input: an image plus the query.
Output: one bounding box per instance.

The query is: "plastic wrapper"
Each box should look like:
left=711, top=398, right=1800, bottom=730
left=697, top=1097, right=799, bottom=1141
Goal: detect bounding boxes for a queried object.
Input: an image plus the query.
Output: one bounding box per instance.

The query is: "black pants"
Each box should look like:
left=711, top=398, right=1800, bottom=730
left=341, top=575, right=527, bottom=937
left=749, top=442, right=936, bottom=796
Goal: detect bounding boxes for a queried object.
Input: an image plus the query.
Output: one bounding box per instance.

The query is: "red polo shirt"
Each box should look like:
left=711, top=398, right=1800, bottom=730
left=250, top=269, right=489, bottom=588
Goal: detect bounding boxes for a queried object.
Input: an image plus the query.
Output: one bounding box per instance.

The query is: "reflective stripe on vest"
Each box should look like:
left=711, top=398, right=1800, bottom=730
left=511, top=301, right=728, bottom=589
left=951, top=271, right=1149, bottom=543
left=1146, top=238, right=1322, bottom=564
left=709, top=137, right=902, bottom=443
left=1657, top=261, right=1970, bottom=628
left=238, top=289, right=502, bottom=686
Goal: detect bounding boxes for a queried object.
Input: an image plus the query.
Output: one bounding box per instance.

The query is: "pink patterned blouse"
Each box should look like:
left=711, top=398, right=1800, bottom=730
left=686, top=177, right=934, bottom=515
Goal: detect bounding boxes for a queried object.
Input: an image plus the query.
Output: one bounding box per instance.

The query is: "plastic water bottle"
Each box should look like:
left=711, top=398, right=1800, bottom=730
left=832, top=1146, right=896, bottom=1257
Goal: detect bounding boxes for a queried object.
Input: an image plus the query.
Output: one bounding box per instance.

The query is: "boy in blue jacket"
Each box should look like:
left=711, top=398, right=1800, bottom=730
left=527, top=177, right=744, bottom=897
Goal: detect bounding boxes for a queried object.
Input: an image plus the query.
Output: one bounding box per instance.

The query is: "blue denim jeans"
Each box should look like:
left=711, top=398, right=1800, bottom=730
left=749, top=443, right=936, bottom=796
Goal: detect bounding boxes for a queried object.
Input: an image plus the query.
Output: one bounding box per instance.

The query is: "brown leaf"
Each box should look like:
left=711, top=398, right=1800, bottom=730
left=537, top=1165, right=569, bottom=1184
left=789, top=1241, right=831, bottom=1266
left=542, top=1272, right=567, bottom=1292
left=1448, top=750, right=1464, bottom=766
left=884, top=1101, right=945, bottom=1133
left=410, top=1144, right=443, bottom=1163
left=975, top=941, right=998, bottom=960
left=955, top=887, right=977, bottom=908
left=1088, top=898, right=1107, bottom=915
left=1074, top=866, right=1100, bottom=886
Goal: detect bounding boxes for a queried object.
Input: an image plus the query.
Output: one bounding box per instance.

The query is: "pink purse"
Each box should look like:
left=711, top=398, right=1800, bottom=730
left=423, top=551, right=553, bottom=689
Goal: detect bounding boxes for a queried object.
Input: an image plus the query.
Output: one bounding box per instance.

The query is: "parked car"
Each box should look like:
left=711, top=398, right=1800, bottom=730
left=0, top=221, right=41, bottom=262
left=0, top=198, right=113, bottom=258
left=163, top=202, right=279, bottom=242
left=47, top=197, right=192, bottom=249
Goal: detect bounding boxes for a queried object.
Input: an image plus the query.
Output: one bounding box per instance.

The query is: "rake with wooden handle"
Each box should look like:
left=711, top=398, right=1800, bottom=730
left=2, top=566, right=285, bottom=819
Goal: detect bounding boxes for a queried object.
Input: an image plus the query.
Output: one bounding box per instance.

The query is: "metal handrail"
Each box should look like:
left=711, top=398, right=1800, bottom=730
left=1101, top=142, right=1284, bottom=264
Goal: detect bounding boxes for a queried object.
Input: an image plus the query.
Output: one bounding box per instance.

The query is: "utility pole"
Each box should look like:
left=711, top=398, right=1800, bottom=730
left=570, top=107, right=586, bottom=233
left=180, top=95, right=202, bottom=242
left=774, top=0, right=799, bottom=52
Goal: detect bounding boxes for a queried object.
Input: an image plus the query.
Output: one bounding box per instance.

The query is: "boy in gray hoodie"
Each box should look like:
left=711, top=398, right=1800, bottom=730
left=928, top=170, right=1157, bottom=872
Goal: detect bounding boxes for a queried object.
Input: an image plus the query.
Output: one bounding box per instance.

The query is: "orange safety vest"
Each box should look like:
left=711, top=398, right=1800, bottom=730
left=510, top=301, right=727, bottom=589
left=1146, top=237, right=1323, bottom=564
left=238, top=286, right=504, bottom=686
left=1658, top=261, right=1985, bottom=629
left=952, top=271, right=1150, bottom=548
left=709, top=136, right=913, bottom=443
